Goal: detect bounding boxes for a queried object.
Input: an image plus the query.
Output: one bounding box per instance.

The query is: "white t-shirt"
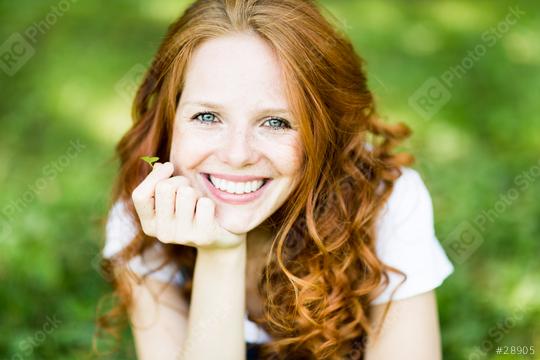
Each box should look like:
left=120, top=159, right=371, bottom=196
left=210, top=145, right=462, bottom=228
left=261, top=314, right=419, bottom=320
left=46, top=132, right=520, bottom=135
left=102, top=167, right=454, bottom=343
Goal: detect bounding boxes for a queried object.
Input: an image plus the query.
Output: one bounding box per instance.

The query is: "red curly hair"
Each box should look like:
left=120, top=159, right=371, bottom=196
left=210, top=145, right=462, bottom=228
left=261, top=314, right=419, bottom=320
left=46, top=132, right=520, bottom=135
left=94, top=0, right=414, bottom=358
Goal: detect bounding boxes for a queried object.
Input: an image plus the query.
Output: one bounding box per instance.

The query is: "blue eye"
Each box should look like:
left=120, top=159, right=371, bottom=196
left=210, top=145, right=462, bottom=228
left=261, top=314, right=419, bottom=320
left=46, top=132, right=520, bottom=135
left=264, top=117, right=291, bottom=131
left=193, top=112, right=217, bottom=125
left=192, top=112, right=291, bottom=131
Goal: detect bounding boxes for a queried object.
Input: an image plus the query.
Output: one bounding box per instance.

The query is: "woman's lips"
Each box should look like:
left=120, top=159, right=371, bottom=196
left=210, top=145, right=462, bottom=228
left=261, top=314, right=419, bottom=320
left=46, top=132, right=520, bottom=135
left=200, top=173, right=271, bottom=205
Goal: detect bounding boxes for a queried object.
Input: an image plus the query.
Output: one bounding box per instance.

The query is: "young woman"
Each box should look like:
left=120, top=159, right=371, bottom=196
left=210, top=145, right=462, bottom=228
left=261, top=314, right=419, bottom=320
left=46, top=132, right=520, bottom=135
left=96, top=0, right=454, bottom=359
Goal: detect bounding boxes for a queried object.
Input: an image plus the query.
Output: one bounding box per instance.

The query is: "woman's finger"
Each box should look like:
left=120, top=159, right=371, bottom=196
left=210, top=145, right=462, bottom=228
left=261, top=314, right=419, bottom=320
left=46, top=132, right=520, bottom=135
left=155, top=179, right=177, bottom=220
left=155, top=176, right=190, bottom=218
left=175, top=186, right=198, bottom=230
left=132, top=162, right=174, bottom=219
left=194, top=197, right=215, bottom=229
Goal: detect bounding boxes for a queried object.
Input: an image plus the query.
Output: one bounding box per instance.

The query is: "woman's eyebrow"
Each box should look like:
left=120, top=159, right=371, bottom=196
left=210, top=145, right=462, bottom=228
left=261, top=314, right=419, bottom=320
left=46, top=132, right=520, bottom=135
left=182, top=100, right=291, bottom=117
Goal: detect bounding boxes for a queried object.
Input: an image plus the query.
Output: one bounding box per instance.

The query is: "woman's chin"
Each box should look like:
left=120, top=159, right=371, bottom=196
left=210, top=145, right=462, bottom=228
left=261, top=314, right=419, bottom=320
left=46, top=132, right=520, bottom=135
left=217, top=214, right=262, bottom=235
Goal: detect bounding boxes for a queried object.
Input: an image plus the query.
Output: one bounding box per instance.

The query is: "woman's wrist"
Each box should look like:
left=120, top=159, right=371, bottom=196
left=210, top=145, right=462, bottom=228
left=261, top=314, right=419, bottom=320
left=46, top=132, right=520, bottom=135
left=196, top=235, right=247, bottom=265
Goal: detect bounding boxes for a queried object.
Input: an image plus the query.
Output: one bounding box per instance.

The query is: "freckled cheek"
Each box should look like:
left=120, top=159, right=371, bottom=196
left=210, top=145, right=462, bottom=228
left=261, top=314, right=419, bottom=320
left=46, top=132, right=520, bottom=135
left=264, top=141, right=304, bottom=176
left=171, top=132, right=217, bottom=171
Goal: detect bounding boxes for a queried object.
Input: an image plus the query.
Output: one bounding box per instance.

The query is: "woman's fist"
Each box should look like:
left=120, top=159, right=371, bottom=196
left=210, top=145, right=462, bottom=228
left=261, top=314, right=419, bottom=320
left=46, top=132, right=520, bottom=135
left=131, top=162, right=246, bottom=250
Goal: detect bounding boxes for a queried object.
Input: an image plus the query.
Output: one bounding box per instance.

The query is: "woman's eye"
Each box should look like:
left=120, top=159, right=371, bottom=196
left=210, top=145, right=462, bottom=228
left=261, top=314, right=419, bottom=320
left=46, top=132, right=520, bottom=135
left=193, top=112, right=217, bottom=125
left=191, top=113, right=291, bottom=130
left=264, top=117, right=291, bottom=130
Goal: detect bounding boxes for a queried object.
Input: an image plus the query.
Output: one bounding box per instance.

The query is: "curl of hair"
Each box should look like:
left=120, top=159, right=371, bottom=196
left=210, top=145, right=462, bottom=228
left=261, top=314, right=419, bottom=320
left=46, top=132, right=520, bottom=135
left=94, top=1, right=414, bottom=359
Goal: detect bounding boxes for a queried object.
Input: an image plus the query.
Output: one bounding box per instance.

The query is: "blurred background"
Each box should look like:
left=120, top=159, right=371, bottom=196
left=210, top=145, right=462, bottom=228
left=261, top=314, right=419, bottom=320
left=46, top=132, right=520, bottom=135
left=0, top=0, right=538, bottom=359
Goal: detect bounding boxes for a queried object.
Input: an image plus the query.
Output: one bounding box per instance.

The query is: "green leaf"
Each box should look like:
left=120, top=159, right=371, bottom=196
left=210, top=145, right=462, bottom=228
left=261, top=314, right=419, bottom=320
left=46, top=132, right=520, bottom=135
left=140, top=156, right=159, bottom=167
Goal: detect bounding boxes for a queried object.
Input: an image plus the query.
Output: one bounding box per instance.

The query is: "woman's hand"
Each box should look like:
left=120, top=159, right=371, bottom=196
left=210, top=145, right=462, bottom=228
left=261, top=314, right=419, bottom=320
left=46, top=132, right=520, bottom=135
left=131, top=162, right=246, bottom=250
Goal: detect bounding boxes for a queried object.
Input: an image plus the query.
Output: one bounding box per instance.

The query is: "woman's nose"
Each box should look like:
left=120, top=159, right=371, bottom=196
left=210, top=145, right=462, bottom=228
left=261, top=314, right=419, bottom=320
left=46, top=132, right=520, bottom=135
left=217, top=126, right=259, bottom=167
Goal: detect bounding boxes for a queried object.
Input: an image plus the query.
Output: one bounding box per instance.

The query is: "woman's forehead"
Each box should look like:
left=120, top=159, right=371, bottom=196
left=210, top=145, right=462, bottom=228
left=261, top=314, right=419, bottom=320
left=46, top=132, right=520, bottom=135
left=180, top=33, right=289, bottom=111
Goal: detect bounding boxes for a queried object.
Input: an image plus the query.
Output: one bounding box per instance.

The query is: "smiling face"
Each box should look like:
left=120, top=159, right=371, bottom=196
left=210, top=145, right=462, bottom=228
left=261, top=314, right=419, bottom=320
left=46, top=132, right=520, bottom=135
left=169, top=32, right=303, bottom=235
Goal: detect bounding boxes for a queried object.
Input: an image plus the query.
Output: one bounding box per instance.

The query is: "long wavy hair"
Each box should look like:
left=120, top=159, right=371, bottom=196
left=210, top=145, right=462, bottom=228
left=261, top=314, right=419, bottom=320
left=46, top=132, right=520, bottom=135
left=94, top=0, right=414, bottom=358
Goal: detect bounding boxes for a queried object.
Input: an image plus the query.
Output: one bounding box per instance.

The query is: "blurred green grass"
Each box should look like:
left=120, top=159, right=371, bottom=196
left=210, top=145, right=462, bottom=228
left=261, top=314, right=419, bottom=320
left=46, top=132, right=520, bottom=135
left=0, top=0, right=538, bottom=359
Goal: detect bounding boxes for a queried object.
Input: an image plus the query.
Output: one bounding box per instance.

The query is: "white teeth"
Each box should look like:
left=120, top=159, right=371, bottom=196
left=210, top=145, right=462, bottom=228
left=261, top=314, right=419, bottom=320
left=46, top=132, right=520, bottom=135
left=209, top=175, right=265, bottom=194
left=225, top=181, right=236, bottom=193
left=234, top=182, right=244, bottom=194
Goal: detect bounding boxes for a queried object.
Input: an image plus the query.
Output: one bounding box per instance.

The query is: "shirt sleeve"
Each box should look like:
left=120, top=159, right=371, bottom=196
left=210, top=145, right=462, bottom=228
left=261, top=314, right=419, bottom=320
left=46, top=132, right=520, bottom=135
left=370, top=167, right=454, bottom=305
left=102, top=199, right=185, bottom=285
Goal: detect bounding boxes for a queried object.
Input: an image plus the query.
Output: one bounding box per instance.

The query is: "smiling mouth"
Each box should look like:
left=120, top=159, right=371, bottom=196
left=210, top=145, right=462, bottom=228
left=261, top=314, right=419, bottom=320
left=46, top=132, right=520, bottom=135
left=202, top=173, right=271, bottom=195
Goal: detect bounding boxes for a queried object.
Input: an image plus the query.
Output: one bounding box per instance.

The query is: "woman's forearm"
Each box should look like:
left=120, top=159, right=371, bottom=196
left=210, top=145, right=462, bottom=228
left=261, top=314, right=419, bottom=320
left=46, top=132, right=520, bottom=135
left=179, top=240, right=247, bottom=360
